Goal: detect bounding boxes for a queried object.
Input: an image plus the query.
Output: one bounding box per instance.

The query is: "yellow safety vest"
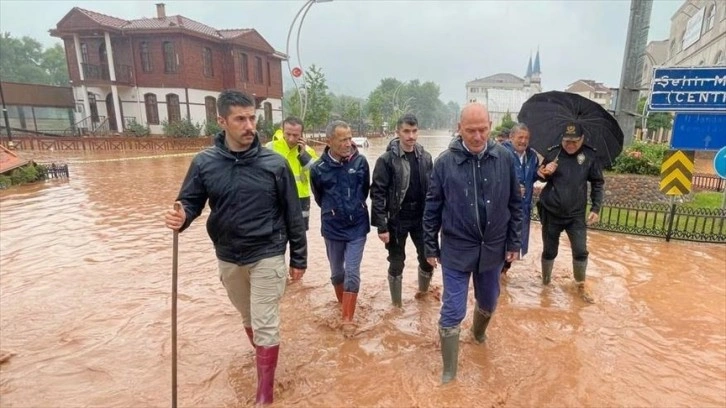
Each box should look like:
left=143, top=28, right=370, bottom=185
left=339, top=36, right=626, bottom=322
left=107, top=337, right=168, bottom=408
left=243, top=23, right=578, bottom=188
left=267, top=131, right=318, bottom=199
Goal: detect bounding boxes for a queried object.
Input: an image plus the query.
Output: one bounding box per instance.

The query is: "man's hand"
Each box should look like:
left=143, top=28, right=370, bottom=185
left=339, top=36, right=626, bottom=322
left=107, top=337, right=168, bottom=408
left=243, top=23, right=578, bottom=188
left=427, top=257, right=440, bottom=268
left=289, top=267, right=305, bottom=281
left=297, top=139, right=307, bottom=151
left=587, top=211, right=600, bottom=226
left=165, top=201, right=185, bottom=231
left=378, top=232, right=390, bottom=244
left=505, top=251, right=517, bottom=263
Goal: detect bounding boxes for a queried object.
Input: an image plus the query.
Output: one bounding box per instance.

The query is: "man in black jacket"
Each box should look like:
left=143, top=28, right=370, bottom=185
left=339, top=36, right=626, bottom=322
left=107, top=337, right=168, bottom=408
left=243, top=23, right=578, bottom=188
left=536, top=122, right=604, bottom=303
left=371, top=114, right=434, bottom=307
left=164, top=90, right=306, bottom=405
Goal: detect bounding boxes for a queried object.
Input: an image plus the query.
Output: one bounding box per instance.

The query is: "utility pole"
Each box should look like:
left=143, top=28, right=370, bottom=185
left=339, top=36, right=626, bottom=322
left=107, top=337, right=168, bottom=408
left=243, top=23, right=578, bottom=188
left=0, top=80, right=13, bottom=142
left=615, top=0, right=653, bottom=147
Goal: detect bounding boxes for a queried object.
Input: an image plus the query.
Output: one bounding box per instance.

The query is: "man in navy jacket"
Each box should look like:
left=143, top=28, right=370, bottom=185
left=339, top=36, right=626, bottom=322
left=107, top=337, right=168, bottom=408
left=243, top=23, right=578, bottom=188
left=311, top=120, right=370, bottom=333
left=424, top=103, right=522, bottom=384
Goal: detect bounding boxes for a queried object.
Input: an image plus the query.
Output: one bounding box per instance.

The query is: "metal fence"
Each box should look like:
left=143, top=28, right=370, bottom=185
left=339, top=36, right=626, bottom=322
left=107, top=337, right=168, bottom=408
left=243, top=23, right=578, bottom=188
left=531, top=199, right=726, bottom=244
left=693, top=173, right=725, bottom=192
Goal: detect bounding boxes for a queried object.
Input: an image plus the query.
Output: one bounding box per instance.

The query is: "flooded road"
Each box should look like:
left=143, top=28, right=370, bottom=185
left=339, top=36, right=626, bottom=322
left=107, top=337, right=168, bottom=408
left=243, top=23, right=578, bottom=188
left=1, top=132, right=725, bottom=407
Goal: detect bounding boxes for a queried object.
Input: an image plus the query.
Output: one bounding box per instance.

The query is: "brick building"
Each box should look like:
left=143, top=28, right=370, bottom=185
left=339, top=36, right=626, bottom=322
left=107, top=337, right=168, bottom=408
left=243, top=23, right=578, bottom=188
left=50, top=3, right=285, bottom=135
left=565, top=80, right=614, bottom=109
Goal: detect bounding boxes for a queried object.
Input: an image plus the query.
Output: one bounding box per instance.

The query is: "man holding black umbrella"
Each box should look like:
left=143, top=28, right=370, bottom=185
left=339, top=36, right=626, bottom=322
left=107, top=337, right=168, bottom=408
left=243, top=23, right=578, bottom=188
left=536, top=122, right=604, bottom=303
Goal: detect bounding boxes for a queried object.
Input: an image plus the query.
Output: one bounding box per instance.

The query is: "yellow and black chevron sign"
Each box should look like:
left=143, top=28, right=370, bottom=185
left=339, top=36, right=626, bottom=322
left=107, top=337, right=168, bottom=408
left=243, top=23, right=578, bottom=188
left=660, top=150, right=694, bottom=195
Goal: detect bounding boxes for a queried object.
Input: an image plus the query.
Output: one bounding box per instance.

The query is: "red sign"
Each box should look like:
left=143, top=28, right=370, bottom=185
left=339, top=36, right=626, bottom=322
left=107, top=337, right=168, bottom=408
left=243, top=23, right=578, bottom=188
left=291, top=67, right=303, bottom=78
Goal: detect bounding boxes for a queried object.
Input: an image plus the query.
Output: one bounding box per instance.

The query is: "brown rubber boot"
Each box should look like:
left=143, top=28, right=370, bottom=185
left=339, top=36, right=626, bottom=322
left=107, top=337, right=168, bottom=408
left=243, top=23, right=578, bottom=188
left=334, top=283, right=343, bottom=303
left=341, top=292, right=358, bottom=324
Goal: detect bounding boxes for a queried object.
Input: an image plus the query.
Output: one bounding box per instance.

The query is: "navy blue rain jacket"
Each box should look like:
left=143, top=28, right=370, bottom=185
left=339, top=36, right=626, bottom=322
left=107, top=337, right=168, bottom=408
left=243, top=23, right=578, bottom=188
left=310, top=146, right=371, bottom=241
left=423, top=137, right=523, bottom=272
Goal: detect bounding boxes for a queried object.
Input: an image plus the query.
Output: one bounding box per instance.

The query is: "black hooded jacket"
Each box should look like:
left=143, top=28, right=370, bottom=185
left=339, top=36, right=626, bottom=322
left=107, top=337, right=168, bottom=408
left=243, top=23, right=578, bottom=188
left=370, top=138, right=433, bottom=233
left=176, top=131, right=307, bottom=268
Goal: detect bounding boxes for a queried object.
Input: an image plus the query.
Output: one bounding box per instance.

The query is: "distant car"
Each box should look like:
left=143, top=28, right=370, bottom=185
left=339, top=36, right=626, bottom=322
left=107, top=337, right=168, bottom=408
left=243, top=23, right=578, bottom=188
left=352, top=137, right=369, bottom=148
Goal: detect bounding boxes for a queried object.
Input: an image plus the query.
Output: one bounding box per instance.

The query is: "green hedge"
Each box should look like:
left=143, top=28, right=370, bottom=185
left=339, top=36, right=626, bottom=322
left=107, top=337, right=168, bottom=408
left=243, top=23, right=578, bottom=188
left=612, top=141, right=668, bottom=176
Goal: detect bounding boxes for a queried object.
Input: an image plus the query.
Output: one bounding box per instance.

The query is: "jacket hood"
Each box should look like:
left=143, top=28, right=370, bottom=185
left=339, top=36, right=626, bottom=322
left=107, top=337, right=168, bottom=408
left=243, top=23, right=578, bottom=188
left=320, top=144, right=360, bottom=165
left=214, top=131, right=261, bottom=163
left=387, top=137, right=424, bottom=157
left=448, top=136, right=500, bottom=163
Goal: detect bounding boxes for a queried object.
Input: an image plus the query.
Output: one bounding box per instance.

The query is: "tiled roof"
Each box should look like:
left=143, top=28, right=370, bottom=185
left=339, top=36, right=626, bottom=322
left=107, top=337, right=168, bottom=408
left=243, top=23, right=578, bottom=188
left=72, top=8, right=248, bottom=41
left=125, top=15, right=222, bottom=38
left=219, top=29, right=253, bottom=39
left=76, top=7, right=129, bottom=29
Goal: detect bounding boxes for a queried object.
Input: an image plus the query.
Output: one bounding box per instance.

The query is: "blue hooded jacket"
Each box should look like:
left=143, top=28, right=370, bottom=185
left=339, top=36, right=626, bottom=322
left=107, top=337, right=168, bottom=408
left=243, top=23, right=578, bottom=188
left=310, top=146, right=371, bottom=241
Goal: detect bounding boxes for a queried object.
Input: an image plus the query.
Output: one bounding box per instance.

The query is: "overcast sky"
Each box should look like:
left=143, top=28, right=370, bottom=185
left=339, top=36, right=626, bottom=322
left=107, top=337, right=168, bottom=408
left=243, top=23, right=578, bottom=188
left=0, top=0, right=682, bottom=103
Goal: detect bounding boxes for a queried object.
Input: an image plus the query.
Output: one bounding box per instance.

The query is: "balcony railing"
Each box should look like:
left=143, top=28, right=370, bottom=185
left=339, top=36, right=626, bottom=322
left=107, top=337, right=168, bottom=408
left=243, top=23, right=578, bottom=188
left=81, top=63, right=132, bottom=84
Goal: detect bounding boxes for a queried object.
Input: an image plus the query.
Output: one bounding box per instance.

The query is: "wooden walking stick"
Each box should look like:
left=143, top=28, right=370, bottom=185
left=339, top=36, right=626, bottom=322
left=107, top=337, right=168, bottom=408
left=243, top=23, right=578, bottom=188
left=171, top=202, right=181, bottom=408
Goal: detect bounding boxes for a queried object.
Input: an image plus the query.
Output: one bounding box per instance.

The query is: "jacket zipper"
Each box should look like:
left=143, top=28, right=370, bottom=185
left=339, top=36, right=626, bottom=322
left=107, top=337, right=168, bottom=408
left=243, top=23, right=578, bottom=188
left=472, top=159, right=484, bottom=240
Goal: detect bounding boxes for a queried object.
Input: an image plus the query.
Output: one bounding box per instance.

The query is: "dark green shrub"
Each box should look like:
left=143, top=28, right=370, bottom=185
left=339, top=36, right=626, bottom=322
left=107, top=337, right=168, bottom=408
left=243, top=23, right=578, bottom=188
left=204, top=120, right=222, bottom=136
left=162, top=119, right=202, bottom=138
left=126, top=119, right=151, bottom=137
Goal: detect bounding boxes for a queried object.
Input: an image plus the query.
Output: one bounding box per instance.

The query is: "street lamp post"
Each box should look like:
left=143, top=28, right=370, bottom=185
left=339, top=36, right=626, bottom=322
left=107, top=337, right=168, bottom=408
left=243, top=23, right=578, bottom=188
left=286, top=0, right=332, bottom=124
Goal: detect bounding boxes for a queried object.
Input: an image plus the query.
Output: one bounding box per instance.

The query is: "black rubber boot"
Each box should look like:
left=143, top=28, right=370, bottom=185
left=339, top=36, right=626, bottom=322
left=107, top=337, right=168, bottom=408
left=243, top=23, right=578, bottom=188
left=417, top=267, right=433, bottom=294
left=388, top=274, right=402, bottom=307
left=471, top=307, right=492, bottom=344
left=439, top=326, right=460, bottom=384
left=542, top=258, right=554, bottom=285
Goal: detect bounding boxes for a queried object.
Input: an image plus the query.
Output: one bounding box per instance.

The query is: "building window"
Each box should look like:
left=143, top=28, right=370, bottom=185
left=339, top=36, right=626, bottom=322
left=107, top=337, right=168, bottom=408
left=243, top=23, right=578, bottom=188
left=88, top=93, right=99, bottom=122
left=145, top=93, right=159, bottom=125
left=202, top=47, right=213, bottom=77
left=166, top=94, right=181, bottom=123
left=240, top=53, right=249, bottom=82
left=163, top=41, right=177, bottom=73
left=80, top=43, right=89, bottom=63
left=704, top=4, right=716, bottom=32
left=266, top=62, right=271, bottom=86
left=264, top=102, right=272, bottom=122
left=140, top=42, right=152, bottom=72
left=205, top=96, right=217, bottom=123
left=255, top=56, right=263, bottom=84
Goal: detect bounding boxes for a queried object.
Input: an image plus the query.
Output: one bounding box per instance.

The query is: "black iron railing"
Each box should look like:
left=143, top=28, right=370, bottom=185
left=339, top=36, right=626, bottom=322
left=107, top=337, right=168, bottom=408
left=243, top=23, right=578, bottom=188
left=531, top=199, right=726, bottom=243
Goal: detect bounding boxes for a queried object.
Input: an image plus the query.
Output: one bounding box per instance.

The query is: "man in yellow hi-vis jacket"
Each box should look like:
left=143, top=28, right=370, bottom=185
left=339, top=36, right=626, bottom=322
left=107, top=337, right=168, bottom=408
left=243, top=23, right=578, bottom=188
left=267, top=117, right=319, bottom=230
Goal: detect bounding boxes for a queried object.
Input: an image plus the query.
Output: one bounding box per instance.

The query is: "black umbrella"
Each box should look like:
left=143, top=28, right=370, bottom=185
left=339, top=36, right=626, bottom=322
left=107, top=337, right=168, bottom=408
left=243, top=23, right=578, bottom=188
left=517, top=91, right=624, bottom=167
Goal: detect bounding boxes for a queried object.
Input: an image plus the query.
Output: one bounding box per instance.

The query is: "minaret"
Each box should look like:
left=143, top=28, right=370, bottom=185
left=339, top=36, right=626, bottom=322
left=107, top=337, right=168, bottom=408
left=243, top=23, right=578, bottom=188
left=532, top=48, right=542, bottom=85
left=524, top=53, right=532, bottom=79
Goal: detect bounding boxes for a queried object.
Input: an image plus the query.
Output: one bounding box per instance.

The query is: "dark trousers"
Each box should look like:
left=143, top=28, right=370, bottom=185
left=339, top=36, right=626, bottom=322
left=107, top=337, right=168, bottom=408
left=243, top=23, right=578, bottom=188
left=300, top=197, right=311, bottom=231
left=439, top=264, right=501, bottom=328
left=385, top=214, right=433, bottom=277
left=539, top=205, right=589, bottom=262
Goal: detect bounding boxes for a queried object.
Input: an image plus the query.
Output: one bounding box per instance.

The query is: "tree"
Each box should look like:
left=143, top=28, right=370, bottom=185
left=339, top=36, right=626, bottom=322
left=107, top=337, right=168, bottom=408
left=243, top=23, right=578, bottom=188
left=494, top=111, right=516, bottom=133
left=365, top=78, right=450, bottom=131
left=301, top=64, right=332, bottom=133
left=0, top=33, right=69, bottom=86
left=636, top=97, right=672, bottom=133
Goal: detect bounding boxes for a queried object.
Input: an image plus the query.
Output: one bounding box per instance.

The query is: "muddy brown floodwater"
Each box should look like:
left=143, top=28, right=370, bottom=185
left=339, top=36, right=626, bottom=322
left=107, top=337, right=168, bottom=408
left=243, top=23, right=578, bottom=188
left=1, top=132, right=725, bottom=407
